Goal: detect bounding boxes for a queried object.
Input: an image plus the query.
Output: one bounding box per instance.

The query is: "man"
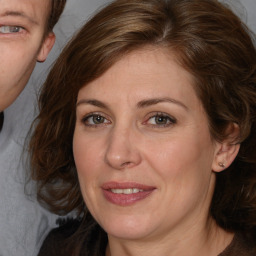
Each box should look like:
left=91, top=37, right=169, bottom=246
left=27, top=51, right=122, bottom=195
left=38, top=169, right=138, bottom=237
left=0, top=0, right=66, bottom=255
left=0, top=0, right=66, bottom=127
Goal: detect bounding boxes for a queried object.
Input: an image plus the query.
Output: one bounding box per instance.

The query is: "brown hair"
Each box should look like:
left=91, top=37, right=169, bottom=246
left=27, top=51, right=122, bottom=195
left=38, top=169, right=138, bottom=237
left=47, top=0, right=67, bottom=32
left=30, top=0, right=256, bottom=246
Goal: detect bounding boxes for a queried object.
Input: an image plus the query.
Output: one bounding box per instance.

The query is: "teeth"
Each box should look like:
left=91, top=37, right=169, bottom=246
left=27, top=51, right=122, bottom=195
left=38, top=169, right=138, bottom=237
left=111, top=188, right=143, bottom=194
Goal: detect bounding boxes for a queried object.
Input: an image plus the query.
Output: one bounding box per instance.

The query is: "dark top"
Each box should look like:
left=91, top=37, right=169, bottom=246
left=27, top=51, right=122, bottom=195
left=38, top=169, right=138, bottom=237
left=0, top=112, right=4, bottom=132
left=38, top=219, right=256, bottom=256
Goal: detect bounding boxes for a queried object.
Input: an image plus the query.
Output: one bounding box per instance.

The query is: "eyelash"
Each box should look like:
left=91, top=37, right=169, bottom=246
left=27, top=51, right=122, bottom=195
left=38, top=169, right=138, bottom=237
left=0, top=25, right=25, bottom=34
left=144, top=112, right=177, bottom=128
left=81, top=113, right=111, bottom=128
left=81, top=112, right=176, bottom=129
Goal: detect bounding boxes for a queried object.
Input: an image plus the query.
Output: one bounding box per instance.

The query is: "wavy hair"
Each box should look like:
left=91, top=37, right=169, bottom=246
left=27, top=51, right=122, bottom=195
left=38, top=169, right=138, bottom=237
left=30, top=0, right=256, bottom=236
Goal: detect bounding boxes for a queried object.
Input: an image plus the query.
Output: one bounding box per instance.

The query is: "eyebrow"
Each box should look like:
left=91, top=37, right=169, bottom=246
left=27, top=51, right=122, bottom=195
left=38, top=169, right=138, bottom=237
left=137, top=97, right=188, bottom=110
left=0, top=11, right=38, bottom=25
left=77, top=97, right=188, bottom=110
left=76, top=99, right=110, bottom=110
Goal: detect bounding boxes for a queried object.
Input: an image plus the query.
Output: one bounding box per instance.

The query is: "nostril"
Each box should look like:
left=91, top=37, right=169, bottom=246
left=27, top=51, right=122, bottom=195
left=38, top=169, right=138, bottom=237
left=120, top=161, right=132, bottom=167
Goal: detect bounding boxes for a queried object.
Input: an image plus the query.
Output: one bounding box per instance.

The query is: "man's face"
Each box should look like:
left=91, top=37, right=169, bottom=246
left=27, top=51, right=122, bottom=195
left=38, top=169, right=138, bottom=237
left=0, top=0, right=56, bottom=111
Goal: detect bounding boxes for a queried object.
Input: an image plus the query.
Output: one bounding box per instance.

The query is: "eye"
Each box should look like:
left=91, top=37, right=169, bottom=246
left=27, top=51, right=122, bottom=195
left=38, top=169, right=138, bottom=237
left=0, top=25, right=24, bottom=34
left=146, top=113, right=176, bottom=127
left=82, top=114, right=111, bottom=127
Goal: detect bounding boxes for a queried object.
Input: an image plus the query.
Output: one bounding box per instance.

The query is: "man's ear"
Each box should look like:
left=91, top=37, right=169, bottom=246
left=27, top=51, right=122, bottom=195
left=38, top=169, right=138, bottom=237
left=212, top=123, right=240, bottom=173
left=37, top=32, right=56, bottom=62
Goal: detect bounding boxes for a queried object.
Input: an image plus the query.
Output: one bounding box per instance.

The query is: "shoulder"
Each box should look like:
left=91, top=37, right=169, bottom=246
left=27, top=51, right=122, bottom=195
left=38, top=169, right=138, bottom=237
left=38, top=218, right=81, bottom=256
left=220, top=231, right=256, bottom=256
left=37, top=217, right=107, bottom=256
left=0, top=112, right=3, bottom=132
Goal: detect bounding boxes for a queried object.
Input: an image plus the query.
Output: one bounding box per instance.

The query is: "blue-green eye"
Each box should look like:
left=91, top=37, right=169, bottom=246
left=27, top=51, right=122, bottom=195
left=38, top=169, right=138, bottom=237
left=0, top=26, right=24, bottom=34
left=82, top=114, right=110, bottom=126
left=91, top=115, right=105, bottom=124
left=147, top=114, right=176, bottom=127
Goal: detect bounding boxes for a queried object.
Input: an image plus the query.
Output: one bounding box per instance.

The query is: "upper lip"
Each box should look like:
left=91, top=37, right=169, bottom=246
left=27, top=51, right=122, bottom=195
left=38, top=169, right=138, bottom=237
left=101, top=182, right=156, bottom=191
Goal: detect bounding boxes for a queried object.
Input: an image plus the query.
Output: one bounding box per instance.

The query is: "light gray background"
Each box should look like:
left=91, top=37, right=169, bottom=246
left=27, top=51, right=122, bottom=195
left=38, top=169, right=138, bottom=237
left=0, top=0, right=255, bottom=256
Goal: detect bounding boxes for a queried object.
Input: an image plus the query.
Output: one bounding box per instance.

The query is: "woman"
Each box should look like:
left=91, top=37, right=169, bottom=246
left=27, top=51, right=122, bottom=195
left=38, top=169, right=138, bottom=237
left=30, top=0, right=256, bottom=255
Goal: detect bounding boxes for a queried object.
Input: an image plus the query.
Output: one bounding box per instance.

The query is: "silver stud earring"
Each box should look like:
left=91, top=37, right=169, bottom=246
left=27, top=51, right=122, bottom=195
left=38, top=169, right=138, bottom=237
left=218, top=162, right=225, bottom=168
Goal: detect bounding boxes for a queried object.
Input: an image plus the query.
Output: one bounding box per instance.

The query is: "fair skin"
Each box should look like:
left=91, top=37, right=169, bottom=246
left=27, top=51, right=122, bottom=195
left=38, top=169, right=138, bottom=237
left=73, top=48, right=239, bottom=256
left=0, top=0, right=56, bottom=111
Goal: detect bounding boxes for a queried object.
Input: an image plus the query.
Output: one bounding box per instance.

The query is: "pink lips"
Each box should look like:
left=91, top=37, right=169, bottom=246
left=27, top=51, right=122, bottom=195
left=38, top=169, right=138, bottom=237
left=101, top=182, right=156, bottom=206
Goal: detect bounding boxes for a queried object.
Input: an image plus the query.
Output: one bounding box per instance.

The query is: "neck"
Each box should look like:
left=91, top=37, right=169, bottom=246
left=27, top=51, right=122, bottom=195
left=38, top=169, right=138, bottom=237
left=106, top=218, right=234, bottom=256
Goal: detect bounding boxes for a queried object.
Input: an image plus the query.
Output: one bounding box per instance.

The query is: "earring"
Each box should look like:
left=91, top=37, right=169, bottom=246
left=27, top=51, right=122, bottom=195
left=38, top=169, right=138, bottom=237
left=218, top=162, right=225, bottom=168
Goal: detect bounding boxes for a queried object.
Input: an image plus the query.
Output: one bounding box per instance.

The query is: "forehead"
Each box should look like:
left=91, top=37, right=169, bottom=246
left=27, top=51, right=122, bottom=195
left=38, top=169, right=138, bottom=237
left=0, top=0, right=51, bottom=25
left=79, top=48, right=199, bottom=107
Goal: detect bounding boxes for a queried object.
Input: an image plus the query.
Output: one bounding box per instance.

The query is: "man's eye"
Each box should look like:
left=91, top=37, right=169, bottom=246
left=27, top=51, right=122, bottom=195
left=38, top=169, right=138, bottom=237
left=0, top=26, right=24, bottom=34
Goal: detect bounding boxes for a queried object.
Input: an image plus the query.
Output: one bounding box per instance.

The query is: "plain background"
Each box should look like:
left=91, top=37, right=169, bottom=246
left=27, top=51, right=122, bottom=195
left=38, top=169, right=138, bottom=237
left=0, top=0, right=255, bottom=255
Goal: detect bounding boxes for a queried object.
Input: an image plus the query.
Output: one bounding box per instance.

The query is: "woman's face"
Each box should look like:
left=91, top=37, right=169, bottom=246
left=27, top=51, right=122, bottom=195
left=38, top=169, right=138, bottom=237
left=73, top=48, right=220, bottom=242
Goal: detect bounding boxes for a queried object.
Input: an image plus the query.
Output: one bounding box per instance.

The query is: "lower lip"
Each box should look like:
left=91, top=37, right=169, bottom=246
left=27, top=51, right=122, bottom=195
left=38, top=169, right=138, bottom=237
left=102, top=189, right=154, bottom=206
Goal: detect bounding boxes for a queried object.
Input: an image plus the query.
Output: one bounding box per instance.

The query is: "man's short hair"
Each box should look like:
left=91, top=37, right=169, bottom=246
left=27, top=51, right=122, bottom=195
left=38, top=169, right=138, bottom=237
left=47, top=0, right=67, bottom=32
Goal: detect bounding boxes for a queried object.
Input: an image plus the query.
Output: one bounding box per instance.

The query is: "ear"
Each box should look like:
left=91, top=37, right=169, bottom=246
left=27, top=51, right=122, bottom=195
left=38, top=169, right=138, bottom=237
left=37, top=32, right=56, bottom=62
left=212, top=123, right=240, bottom=173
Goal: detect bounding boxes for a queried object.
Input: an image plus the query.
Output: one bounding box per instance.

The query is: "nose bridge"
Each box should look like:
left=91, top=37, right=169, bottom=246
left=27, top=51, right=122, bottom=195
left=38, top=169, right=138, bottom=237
left=104, top=121, right=141, bottom=170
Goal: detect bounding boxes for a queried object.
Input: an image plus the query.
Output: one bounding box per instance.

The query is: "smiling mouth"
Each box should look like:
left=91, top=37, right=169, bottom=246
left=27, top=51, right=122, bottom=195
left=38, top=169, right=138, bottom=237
left=110, top=188, right=144, bottom=194
left=102, top=182, right=155, bottom=206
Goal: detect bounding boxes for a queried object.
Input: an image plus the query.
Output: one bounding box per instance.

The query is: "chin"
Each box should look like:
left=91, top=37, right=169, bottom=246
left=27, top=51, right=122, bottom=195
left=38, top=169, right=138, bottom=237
left=100, top=215, right=155, bottom=240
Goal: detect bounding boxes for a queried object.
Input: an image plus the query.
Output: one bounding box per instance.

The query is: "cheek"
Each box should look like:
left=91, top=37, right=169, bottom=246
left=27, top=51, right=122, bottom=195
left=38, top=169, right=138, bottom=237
left=73, top=131, right=104, bottom=185
left=73, top=132, right=107, bottom=217
left=144, top=129, right=215, bottom=182
left=0, top=44, right=39, bottom=81
left=145, top=132, right=215, bottom=216
left=73, top=138, right=92, bottom=179
left=73, top=136, right=95, bottom=203
left=0, top=45, right=40, bottom=110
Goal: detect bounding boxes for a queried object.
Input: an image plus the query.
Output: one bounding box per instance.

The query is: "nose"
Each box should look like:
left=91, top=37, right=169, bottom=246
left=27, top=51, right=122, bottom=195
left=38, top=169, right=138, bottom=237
left=104, top=126, right=142, bottom=170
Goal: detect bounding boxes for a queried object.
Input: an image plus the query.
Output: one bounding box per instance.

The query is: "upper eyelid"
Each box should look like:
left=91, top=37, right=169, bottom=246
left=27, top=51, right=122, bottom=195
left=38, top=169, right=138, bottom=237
left=148, top=115, right=176, bottom=124
left=145, top=112, right=176, bottom=120
left=79, top=111, right=176, bottom=118
left=81, top=112, right=111, bottom=122
left=85, top=115, right=109, bottom=123
left=0, top=25, right=25, bottom=29
left=0, top=17, right=31, bottom=29
left=78, top=110, right=177, bottom=124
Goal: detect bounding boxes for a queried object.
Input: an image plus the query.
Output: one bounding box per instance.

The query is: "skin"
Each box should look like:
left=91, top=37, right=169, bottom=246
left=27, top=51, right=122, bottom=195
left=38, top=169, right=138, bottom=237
left=0, top=0, right=56, bottom=111
left=73, top=48, right=239, bottom=256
